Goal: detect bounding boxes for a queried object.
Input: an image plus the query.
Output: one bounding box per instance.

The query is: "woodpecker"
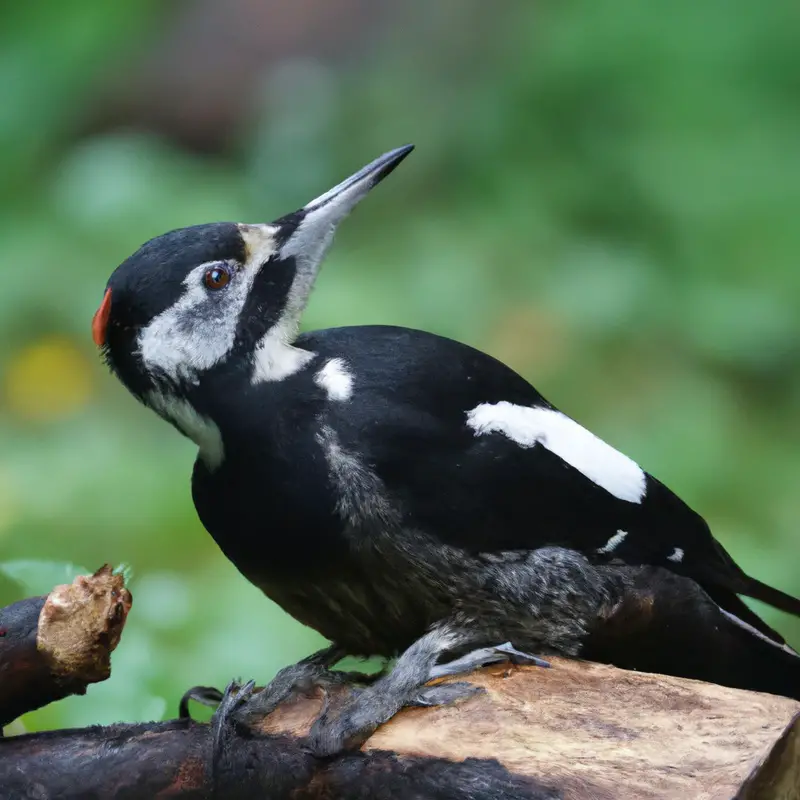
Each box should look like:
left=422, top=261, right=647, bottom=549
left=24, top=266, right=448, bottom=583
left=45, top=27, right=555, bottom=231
left=94, top=145, right=800, bottom=752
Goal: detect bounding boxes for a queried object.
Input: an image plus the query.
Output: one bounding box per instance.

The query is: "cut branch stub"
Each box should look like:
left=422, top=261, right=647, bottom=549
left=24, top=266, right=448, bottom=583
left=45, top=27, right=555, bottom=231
left=0, top=564, right=132, bottom=727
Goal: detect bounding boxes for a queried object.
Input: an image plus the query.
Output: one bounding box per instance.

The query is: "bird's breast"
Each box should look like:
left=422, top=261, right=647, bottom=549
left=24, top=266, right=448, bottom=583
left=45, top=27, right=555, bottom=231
left=191, top=452, right=346, bottom=579
left=256, top=570, right=443, bottom=656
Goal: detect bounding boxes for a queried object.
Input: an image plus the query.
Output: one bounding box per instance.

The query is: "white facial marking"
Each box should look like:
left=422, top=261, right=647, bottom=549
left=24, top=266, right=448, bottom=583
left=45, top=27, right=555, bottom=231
left=138, top=226, right=278, bottom=384
left=137, top=260, right=256, bottom=382
left=317, top=425, right=397, bottom=528
left=596, top=530, right=628, bottom=554
left=466, top=402, right=647, bottom=504
left=315, top=358, right=354, bottom=401
left=146, top=390, right=224, bottom=469
left=718, top=607, right=799, bottom=656
left=251, top=335, right=315, bottom=383
left=250, top=152, right=401, bottom=385
left=238, top=225, right=317, bottom=385
left=239, top=223, right=279, bottom=267
left=667, top=547, right=684, bottom=563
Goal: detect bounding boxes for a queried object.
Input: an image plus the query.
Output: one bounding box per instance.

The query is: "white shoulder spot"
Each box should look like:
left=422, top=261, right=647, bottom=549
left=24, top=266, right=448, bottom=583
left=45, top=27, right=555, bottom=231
left=146, top=391, right=224, bottom=470
left=667, top=547, right=684, bottom=563
left=466, top=401, right=647, bottom=504
left=596, top=530, right=628, bottom=554
left=315, top=358, right=354, bottom=401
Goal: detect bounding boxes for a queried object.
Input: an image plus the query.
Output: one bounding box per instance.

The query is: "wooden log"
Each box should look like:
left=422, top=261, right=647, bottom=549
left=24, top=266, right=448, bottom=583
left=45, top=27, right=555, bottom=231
left=0, top=565, right=132, bottom=728
left=260, top=659, right=800, bottom=800
left=0, top=716, right=556, bottom=799
left=1, top=659, right=797, bottom=798
left=1, top=563, right=798, bottom=798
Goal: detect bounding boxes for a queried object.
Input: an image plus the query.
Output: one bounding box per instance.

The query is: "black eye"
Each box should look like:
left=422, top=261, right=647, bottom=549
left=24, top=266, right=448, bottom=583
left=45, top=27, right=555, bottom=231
left=204, top=265, right=231, bottom=290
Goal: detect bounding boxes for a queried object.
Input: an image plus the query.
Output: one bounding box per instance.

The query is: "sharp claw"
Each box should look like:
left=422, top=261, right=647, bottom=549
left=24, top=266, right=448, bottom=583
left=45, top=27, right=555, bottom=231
left=494, top=641, right=551, bottom=668
left=215, top=679, right=256, bottom=719
left=211, top=681, right=256, bottom=743
left=179, top=685, right=224, bottom=719
left=210, top=680, right=257, bottom=790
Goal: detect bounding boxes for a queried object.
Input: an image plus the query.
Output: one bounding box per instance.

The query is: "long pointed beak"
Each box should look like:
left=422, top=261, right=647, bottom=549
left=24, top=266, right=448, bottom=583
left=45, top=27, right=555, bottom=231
left=277, top=145, right=414, bottom=263
left=303, top=144, right=414, bottom=216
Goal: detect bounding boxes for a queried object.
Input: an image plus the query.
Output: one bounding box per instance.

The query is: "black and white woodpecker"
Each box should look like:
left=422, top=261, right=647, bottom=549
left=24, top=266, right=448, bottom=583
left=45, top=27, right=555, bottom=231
left=94, top=146, right=800, bottom=752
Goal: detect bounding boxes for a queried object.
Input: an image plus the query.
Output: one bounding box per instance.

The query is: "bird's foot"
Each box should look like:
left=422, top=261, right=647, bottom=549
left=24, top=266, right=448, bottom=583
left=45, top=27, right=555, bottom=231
left=307, top=640, right=546, bottom=757
left=209, top=680, right=257, bottom=788
left=230, top=644, right=383, bottom=727
left=178, top=645, right=384, bottom=729
left=307, top=680, right=483, bottom=758
left=428, top=641, right=549, bottom=679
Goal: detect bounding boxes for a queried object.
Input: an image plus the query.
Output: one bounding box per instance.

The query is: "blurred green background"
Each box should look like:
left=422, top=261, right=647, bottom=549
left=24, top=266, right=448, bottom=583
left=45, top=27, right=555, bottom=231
left=1, top=0, right=799, bottom=733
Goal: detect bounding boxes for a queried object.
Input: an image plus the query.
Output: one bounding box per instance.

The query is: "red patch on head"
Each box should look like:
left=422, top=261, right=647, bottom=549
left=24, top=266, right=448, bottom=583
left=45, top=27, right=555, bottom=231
left=92, top=288, right=112, bottom=347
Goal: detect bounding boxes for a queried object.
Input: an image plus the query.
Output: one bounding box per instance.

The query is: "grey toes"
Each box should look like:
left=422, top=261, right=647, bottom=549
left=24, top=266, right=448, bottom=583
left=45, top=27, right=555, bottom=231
left=307, top=679, right=486, bottom=757
left=494, top=641, right=551, bottom=668
left=233, top=652, right=348, bottom=725
left=408, top=681, right=485, bottom=708
left=428, top=642, right=550, bottom=680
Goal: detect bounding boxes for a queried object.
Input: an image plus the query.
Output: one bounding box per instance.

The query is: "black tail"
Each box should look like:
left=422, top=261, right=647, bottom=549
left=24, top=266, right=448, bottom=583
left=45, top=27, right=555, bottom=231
left=737, top=574, right=800, bottom=619
left=700, top=530, right=800, bottom=619
left=587, top=566, right=800, bottom=701
left=702, top=583, right=788, bottom=645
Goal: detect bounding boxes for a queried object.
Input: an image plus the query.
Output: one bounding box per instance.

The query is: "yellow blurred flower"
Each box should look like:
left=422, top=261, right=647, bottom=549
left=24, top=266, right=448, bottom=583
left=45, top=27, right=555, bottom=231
left=4, top=336, right=94, bottom=422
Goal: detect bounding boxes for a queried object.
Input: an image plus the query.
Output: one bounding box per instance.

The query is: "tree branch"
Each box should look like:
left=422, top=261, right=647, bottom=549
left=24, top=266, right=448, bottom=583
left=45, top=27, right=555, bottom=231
left=1, top=567, right=799, bottom=798
left=2, top=659, right=798, bottom=799
left=0, top=716, right=557, bottom=799
left=0, top=565, right=132, bottom=728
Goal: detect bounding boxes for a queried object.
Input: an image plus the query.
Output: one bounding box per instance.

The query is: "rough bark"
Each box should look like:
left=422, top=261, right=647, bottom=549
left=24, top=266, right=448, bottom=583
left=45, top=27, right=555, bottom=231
left=2, top=660, right=798, bottom=799
left=0, top=717, right=556, bottom=799
left=258, top=659, right=800, bottom=800
left=1, top=566, right=799, bottom=798
left=0, top=565, right=132, bottom=728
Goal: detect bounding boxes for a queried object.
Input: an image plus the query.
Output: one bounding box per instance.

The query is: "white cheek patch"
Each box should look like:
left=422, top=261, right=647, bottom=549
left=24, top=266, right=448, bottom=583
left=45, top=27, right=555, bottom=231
left=315, top=358, right=354, bottom=401
left=466, top=401, right=647, bottom=504
left=146, top=390, right=224, bottom=469
left=239, top=224, right=318, bottom=385
left=137, top=260, right=259, bottom=382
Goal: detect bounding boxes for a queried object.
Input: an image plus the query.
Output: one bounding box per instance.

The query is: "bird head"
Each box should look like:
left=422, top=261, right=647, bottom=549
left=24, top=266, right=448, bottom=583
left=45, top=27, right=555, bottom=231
left=92, top=145, right=412, bottom=447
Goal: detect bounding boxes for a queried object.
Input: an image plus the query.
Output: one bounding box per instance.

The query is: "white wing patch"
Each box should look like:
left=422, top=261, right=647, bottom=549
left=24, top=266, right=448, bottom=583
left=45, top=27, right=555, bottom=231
left=315, top=358, right=354, bottom=401
left=596, top=530, right=628, bottom=554
left=466, top=401, right=647, bottom=504
left=146, top=390, right=224, bottom=469
left=667, top=547, right=684, bottom=563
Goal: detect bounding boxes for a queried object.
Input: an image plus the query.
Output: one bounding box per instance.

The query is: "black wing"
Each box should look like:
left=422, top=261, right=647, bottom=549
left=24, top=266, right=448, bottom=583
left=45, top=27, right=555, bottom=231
left=303, top=325, right=800, bottom=627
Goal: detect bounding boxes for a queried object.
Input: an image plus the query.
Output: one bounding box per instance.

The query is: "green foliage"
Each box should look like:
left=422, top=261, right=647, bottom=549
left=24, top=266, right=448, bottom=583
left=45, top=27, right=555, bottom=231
left=1, top=0, right=798, bottom=734
left=0, top=559, right=89, bottom=606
